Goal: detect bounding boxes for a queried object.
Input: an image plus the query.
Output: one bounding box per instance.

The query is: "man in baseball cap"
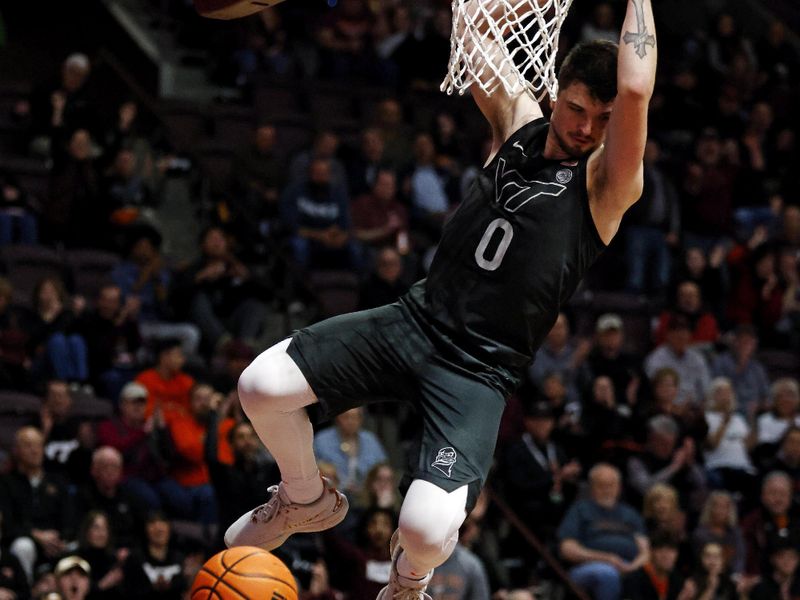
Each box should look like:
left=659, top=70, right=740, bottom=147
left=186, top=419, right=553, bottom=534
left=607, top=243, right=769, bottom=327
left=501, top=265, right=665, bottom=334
left=55, top=556, right=90, bottom=600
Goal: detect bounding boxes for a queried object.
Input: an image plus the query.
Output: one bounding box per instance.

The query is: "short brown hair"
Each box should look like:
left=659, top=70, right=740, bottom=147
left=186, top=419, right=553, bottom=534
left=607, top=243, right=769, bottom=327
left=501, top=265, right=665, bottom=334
left=558, top=40, right=619, bottom=103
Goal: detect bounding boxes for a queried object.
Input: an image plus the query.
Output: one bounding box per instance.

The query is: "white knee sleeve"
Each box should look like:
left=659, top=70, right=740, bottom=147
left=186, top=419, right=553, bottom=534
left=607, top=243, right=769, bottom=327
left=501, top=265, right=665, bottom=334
left=238, top=338, right=317, bottom=415
left=397, top=480, right=468, bottom=577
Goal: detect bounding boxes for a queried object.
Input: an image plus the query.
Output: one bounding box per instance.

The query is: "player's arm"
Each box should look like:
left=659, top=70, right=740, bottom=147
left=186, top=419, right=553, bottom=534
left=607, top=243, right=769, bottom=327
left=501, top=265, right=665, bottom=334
left=588, top=0, right=657, bottom=244
left=465, top=1, right=544, bottom=163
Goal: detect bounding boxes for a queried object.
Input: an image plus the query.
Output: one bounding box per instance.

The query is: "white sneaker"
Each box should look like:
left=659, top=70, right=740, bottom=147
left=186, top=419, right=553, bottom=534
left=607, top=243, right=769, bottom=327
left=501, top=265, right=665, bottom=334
left=224, top=476, right=348, bottom=551
left=376, top=530, right=433, bottom=600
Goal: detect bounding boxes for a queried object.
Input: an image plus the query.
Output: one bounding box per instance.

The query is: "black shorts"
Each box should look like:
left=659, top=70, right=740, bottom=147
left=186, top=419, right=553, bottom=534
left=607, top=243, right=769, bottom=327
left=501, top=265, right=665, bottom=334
left=286, top=301, right=508, bottom=513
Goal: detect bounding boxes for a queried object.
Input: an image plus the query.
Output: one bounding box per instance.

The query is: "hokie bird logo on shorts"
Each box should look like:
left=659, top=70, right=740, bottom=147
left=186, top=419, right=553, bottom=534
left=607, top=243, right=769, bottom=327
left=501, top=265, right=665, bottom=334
left=432, top=447, right=458, bottom=477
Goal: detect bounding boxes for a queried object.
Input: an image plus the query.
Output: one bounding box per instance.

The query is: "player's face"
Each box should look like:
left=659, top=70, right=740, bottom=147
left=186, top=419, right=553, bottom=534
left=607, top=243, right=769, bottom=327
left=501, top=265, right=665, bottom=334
left=550, top=82, right=613, bottom=158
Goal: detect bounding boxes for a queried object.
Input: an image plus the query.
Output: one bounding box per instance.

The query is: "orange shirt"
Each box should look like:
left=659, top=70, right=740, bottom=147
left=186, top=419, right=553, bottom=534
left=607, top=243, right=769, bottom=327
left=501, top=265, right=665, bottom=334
left=136, top=369, right=195, bottom=417
left=165, top=409, right=234, bottom=487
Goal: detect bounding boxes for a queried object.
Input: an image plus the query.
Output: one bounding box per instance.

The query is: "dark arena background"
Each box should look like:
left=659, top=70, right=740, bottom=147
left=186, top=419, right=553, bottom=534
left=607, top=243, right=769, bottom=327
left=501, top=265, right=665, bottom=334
left=0, top=0, right=798, bottom=598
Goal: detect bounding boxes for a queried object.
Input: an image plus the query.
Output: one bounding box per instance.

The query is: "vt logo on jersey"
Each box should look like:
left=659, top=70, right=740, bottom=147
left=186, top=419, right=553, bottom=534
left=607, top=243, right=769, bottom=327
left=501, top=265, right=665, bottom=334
left=432, top=447, right=457, bottom=477
left=495, top=157, right=568, bottom=212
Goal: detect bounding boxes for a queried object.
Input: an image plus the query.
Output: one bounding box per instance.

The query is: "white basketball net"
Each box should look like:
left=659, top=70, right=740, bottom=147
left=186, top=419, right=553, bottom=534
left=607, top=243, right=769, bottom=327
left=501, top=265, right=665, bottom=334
left=441, top=0, right=574, bottom=102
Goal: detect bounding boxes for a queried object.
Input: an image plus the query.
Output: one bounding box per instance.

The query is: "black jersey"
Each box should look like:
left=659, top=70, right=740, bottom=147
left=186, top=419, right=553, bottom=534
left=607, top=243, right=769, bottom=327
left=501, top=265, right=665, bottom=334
left=403, top=118, right=607, bottom=390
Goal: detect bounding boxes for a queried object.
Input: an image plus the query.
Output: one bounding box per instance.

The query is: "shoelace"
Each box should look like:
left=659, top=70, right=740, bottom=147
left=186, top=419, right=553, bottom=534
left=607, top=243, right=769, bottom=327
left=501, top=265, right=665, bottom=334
left=250, top=485, right=284, bottom=524
left=391, top=589, right=430, bottom=600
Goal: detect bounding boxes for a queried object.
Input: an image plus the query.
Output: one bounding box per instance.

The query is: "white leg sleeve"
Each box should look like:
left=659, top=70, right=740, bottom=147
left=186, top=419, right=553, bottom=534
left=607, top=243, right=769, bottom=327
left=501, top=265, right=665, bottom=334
left=10, top=536, right=37, bottom=583
left=396, top=480, right=469, bottom=578
left=238, top=338, right=323, bottom=504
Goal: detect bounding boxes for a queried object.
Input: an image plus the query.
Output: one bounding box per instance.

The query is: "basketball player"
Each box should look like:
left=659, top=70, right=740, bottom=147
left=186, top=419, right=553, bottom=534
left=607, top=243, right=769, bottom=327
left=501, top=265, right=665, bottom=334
left=226, top=0, right=657, bottom=596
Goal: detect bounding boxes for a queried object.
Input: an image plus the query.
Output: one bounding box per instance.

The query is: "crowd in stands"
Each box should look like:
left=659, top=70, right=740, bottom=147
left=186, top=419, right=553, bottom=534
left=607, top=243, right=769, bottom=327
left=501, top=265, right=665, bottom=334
left=0, top=0, right=798, bottom=598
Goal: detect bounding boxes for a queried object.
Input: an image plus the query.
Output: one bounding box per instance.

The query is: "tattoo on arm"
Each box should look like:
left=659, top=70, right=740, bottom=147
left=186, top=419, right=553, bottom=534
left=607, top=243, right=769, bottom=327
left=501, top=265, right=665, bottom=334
left=623, top=0, right=655, bottom=59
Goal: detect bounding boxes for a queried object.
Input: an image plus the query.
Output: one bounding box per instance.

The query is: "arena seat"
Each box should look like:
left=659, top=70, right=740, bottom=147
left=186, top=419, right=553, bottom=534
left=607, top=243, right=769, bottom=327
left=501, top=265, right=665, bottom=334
left=0, top=244, right=66, bottom=308
left=64, top=249, right=122, bottom=300
left=758, top=349, right=800, bottom=380
left=0, top=391, right=42, bottom=417
left=308, top=270, right=360, bottom=319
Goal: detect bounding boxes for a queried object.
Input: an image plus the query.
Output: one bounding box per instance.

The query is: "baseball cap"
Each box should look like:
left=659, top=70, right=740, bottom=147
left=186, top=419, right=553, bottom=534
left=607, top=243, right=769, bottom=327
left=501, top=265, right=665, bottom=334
left=596, top=313, right=623, bottom=333
left=120, top=382, right=148, bottom=402
left=55, top=556, right=91, bottom=577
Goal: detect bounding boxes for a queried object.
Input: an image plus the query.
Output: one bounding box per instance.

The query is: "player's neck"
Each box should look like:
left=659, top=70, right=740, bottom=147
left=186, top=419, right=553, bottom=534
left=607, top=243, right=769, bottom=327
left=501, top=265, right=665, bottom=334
left=543, top=131, right=571, bottom=162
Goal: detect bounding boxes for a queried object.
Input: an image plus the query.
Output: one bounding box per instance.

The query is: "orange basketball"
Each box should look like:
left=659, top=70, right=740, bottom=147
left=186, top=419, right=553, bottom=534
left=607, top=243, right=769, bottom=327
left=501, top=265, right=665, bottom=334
left=191, top=546, right=298, bottom=600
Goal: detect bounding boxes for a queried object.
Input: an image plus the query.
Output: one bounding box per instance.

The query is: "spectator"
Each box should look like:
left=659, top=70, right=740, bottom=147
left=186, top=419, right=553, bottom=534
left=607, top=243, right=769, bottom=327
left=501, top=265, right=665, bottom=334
left=703, top=378, right=757, bottom=498
left=371, top=98, right=413, bottom=170
left=27, top=276, right=87, bottom=383
left=748, top=540, right=800, bottom=600
left=160, top=383, right=234, bottom=523
left=627, top=415, right=706, bottom=511
left=34, top=379, right=90, bottom=480
left=324, top=507, right=394, bottom=599
left=179, top=226, right=269, bottom=349
left=640, top=367, right=711, bottom=450
left=762, top=427, right=800, bottom=496
left=358, top=246, right=409, bottom=310
left=407, top=133, right=450, bottom=241
left=29, top=53, right=95, bottom=152
left=77, top=283, right=141, bottom=401
left=75, top=511, right=126, bottom=600
left=428, top=536, right=491, bottom=600
left=287, top=131, right=347, bottom=193
left=621, top=532, right=686, bottom=600
left=755, top=378, right=800, bottom=446
left=0, top=171, right=39, bottom=245
left=122, top=512, right=187, bottom=599
left=580, top=2, right=618, bottom=43
left=74, top=446, right=144, bottom=550
left=315, top=0, right=375, bottom=81
left=0, top=512, right=29, bottom=599
left=208, top=339, right=253, bottom=397
left=111, top=228, right=200, bottom=357
left=558, top=463, right=649, bottom=600
left=624, top=139, right=680, bottom=295
left=0, top=277, right=31, bottom=390
left=104, top=147, right=156, bottom=221
left=205, top=394, right=278, bottom=543
left=351, top=168, right=409, bottom=253
left=135, top=338, right=194, bottom=417
left=44, top=129, right=105, bottom=248
left=756, top=21, right=798, bottom=84
left=357, top=462, right=401, bottom=513
left=680, top=542, right=739, bottom=600
left=727, top=239, right=784, bottom=336
left=502, top=400, right=580, bottom=542
left=228, top=124, right=285, bottom=254
left=672, top=246, right=726, bottom=322
left=654, top=282, right=719, bottom=347
left=644, top=313, right=711, bottom=405
left=711, top=324, right=769, bottom=415
left=54, top=555, right=92, bottom=600
left=741, top=471, right=800, bottom=576
left=707, top=13, right=757, bottom=75
left=313, top=407, right=387, bottom=494
left=581, top=313, right=643, bottom=408
left=692, top=492, right=746, bottom=578
left=346, top=127, right=386, bottom=197
left=581, top=375, right=636, bottom=464
left=96, top=382, right=170, bottom=511
left=642, top=484, right=685, bottom=542
left=776, top=244, right=800, bottom=348
left=528, top=313, right=588, bottom=404
left=3, top=427, right=72, bottom=582
left=680, top=129, right=737, bottom=251
left=281, top=157, right=360, bottom=271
